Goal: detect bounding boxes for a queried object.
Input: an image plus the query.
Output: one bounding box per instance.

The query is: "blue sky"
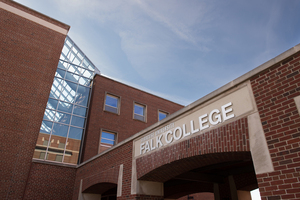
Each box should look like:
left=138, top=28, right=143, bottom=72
left=16, top=0, right=300, bottom=105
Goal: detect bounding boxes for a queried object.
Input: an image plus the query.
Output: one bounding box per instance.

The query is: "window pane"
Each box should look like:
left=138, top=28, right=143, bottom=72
left=68, top=127, right=83, bottom=140
left=79, top=76, right=91, bottom=86
left=59, top=80, right=77, bottom=103
left=159, top=112, right=168, bottom=121
left=71, top=116, right=85, bottom=128
left=55, top=155, right=63, bottom=162
left=55, top=68, right=66, bottom=78
left=65, top=71, right=80, bottom=83
left=101, top=139, right=114, bottom=145
left=73, top=105, right=86, bottom=117
left=40, top=121, right=53, bottom=134
left=49, top=78, right=63, bottom=99
left=134, top=104, right=144, bottom=115
left=65, top=127, right=83, bottom=164
left=47, top=98, right=58, bottom=110
left=106, top=95, right=118, bottom=107
left=43, top=109, right=55, bottom=121
left=58, top=60, right=69, bottom=70
left=54, top=112, right=71, bottom=125
left=82, top=69, right=93, bottom=79
left=52, top=123, right=68, bottom=137
left=75, top=85, right=90, bottom=106
left=102, top=132, right=115, bottom=140
left=57, top=101, right=73, bottom=114
left=134, top=114, right=144, bottom=121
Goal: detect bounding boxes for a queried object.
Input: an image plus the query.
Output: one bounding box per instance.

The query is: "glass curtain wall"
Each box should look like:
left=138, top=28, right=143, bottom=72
left=33, top=36, right=98, bottom=164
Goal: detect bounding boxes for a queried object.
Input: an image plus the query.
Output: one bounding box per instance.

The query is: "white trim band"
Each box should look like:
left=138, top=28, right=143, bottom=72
left=0, top=2, right=68, bottom=35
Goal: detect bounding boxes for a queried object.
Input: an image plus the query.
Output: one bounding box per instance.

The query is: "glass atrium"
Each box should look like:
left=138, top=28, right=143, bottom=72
left=33, top=36, right=99, bottom=164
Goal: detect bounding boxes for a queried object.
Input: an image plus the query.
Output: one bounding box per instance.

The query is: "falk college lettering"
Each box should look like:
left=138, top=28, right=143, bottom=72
left=139, top=102, right=234, bottom=155
left=134, top=84, right=255, bottom=157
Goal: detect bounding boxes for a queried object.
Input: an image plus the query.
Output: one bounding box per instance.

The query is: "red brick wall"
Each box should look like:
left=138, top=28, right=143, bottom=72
left=250, top=52, right=300, bottom=200
left=136, top=117, right=249, bottom=182
left=23, top=162, right=76, bottom=200
left=0, top=1, right=68, bottom=199
left=73, top=141, right=133, bottom=200
left=81, top=75, right=184, bottom=162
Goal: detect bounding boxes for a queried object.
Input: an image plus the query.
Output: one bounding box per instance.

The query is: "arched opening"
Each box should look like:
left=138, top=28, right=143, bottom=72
left=139, top=152, right=258, bottom=200
left=82, top=183, right=117, bottom=200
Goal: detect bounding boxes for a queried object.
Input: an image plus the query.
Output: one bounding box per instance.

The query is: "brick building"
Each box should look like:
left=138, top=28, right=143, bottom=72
left=1, top=1, right=300, bottom=200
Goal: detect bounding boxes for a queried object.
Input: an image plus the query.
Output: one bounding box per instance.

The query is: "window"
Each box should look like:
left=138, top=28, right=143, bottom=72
left=104, top=94, right=120, bottom=114
left=158, top=110, right=168, bottom=121
left=55, top=155, right=63, bottom=162
left=134, top=103, right=146, bottom=122
left=99, top=130, right=117, bottom=153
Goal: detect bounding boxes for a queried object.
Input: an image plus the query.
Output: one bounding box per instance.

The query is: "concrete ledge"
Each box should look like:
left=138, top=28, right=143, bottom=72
left=32, top=158, right=77, bottom=168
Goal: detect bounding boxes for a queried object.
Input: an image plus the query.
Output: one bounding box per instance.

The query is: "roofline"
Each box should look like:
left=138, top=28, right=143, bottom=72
left=1, top=0, right=70, bottom=35
left=95, top=74, right=184, bottom=107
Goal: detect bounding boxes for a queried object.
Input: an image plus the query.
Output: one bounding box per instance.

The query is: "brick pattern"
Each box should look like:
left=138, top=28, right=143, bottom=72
left=73, top=142, right=133, bottom=200
left=82, top=166, right=119, bottom=192
left=81, top=75, right=184, bottom=162
left=0, top=1, right=67, bottom=199
left=23, top=162, right=76, bottom=200
left=251, top=52, right=300, bottom=200
left=136, top=117, right=249, bottom=182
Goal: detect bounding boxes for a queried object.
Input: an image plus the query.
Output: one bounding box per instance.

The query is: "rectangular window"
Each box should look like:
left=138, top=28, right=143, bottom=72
left=99, top=130, right=117, bottom=153
left=158, top=110, right=168, bottom=121
left=134, top=103, right=146, bottom=122
left=104, top=93, right=120, bottom=114
left=55, top=155, right=63, bottom=162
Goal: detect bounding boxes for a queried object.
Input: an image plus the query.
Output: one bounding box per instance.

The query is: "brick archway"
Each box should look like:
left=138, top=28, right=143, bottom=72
left=82, top=166, right=119, bottom=193
left=136, top=117, right=250, bottom=182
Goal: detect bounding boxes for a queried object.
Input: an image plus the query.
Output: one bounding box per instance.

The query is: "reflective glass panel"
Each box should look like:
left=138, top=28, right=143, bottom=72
left=134, top=104, right=144, bottom=115
left=43, top=109, right=55, bottom=121
left=54, top=111, right=71, bottom=125
left=65, top=127, right=83, bottom=164
left=57, top=101, right=73, bottom=113
left=47, top=98, right=58, bottom=110
left=68, top=127, right=83, bottom=140
left=73, top=105, right=87, bottom=117
left=59, top=80, right=77, bottom=103
left=40, top=121, right=53, bottom=134
left=65, top=71, right=80, bottom=83
left=71, top=116, right=85, bottom=128
left=49, top=78, right=63, bottom=99
left=70, top=65, right=81, bottom=75
left=102, top=132, right=115, bottom=140
left=75, top=85, right=89, bottom=106
left=79, top=77, right=90, bottom=86
left=58, top=60, right=69, bottom=70
left=52, top=123, right=68, bottom=137
left=55, top=68, right=66, bottom=78
left=35, top=36, right=97, bottom=164
left=159, top=111, right=168, bottom=121
left=62, top=45, right=70, bottom=57
left=106, top=95, right=118, bottom=107
left=82, top=69, right=93, bottom=79
left=101, top=131, right=115, bottom=145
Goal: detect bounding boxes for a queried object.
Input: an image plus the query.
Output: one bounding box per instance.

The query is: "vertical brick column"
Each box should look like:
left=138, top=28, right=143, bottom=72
left=251, top=52, right=300, bottom=199
left=0, top=1, right=69, bottom=199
